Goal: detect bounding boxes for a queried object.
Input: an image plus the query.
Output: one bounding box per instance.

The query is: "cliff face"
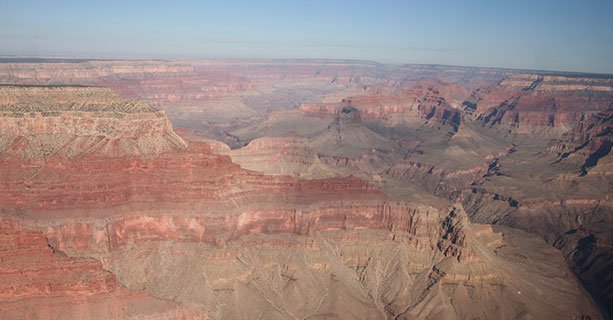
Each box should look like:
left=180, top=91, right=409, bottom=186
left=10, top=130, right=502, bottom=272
left=7, top=199, right=600, bottom=319
left=0, top=219, right=209, bottom=319
left=40, top=201, right=447, bottom=255
left=0, top=142, right=386, bottom=217
left=475, top=74, right=613, bottom=130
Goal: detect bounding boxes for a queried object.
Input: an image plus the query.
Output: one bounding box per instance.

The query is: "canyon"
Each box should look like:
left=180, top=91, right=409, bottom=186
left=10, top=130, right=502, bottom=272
left=0, top=59, right=611, bottom=319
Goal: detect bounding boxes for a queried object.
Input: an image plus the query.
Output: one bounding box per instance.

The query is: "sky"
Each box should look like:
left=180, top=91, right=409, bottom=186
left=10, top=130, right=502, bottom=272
left=1, top=0, right=612, bottom=73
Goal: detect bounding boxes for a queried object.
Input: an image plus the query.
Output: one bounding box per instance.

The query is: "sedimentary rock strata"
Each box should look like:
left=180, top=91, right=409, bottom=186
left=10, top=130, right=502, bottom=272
left=0, top=60, right=611, bottom=319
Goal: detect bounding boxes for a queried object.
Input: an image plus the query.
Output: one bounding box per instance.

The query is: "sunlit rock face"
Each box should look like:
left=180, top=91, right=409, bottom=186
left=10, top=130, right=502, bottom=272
left=0, top=61, right=611, bottom=319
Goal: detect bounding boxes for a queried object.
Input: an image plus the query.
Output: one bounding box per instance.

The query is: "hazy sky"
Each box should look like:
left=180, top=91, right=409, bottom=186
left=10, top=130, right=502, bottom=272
left=1, top=0, right=612, bottom=73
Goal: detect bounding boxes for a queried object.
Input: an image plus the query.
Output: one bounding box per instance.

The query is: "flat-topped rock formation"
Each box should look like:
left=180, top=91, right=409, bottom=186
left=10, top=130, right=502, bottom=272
left=0, top=85, right=186, bottom=159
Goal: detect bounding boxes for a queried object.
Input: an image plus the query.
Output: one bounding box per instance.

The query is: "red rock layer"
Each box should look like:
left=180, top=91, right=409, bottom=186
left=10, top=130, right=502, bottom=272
left=0, top=135, right=433, bottom=253
left=0, top=140, right=381, bottom=212
left=0, top=219, right=208, bottom=319
left=376, top=78, right=473, bottom=109
left=0, top=113, right=470, bottom=260
left=40, top=201, right=454, bottom=257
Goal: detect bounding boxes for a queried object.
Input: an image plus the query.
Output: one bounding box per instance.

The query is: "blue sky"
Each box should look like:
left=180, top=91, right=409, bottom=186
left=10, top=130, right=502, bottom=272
left=1, top=0, right=612, bottom=73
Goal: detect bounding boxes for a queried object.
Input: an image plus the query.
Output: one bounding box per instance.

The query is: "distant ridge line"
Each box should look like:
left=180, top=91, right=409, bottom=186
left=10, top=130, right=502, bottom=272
left=0, top=56, right=611, bottom=77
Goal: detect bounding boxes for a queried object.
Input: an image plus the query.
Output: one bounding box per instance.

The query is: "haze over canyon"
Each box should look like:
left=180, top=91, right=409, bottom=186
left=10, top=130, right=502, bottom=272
left=0, top=58, right=609, bottom=320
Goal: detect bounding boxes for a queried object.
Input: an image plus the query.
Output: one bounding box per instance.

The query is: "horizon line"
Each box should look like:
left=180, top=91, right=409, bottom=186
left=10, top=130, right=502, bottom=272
left=1, top=54, right=612, bottom=77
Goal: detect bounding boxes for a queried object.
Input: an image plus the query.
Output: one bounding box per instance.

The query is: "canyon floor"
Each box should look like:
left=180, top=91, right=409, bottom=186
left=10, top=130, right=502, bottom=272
left=0, top=59, right=611, bottom=319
